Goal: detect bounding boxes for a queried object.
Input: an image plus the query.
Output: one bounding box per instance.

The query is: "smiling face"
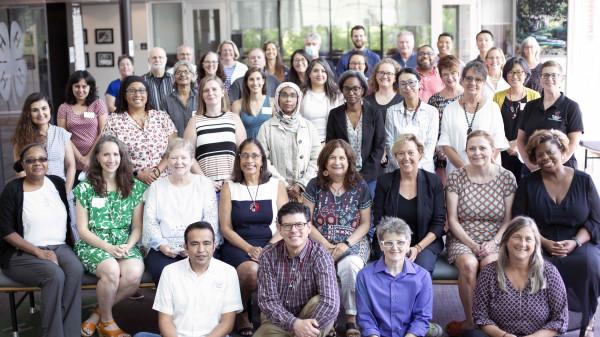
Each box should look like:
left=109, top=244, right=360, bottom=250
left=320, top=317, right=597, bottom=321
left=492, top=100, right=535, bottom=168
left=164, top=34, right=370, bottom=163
left=535, top=140, right=564, bottom=172
left=96, top=141, right=121, bottom=174
left=440, top=68, right=460, bottom=87
left=174, top=65, right=192, bottom=86
left=379, top=231, right=410, bottom=265
left=485, top=49, right=504, bottom=71
left=521, top=44, right=535, bottom=59
left=202, top=53, right=219, bottom=76
left=247, top=71, right=265, bottom=94
left=397, top=73, right=420, bottom=99
left=476, top=33, right=493, bottom=55
left=184, top=228, right=215, bottom=271
left=148, top=47, right=167, bottom=72
left=265, top=43, right=278, bottom=61
left=376, top=63, right=396, bottom=89
left=326, top=147, right=349, bottom=178
left=125, top=82, right=148, bottom=110
left=466, top=135, right=494, bottom=167
left=72, top=78, right=90, bottom=103
left=309, top=62, right=327, bottom=87
left=177, top=46, right=193, bottom=63
left=437, top=36, right=453, bottom=56
left=397, top=34, right=414, bottom=56
left=462, top=68, right=484, bottom=96
left=30, top=99, right=51, bottom=128
left=507, top=226, right=536, bottom=262
left=247, top=50, right=266, bottom=69
left=220, top=43, right=235, bottom=62
left=21, top=146, right=48, bottom=178
left=351, top=28, right=366, bottom=49
left=348, top=55, right=367, bottom=74
left=279, top=212, right=312, bottom=253
left=292, top=53, right=308, bottom=74
left=278, top=87, right=298, bottom=115
left=417, top=46, right=435, bottom=69
left=540, top=65, right=564, bottom=93
left=201, top=80, right=225, bottom=107
left=240, top=142, right=263, bottom=177
left=118, top=58, right=134, bottom=77
left=167, top=147, right=193, bottom=176
left=506, top=63, right=526, bottom=89
left=394, top=141, right=422, bottom=175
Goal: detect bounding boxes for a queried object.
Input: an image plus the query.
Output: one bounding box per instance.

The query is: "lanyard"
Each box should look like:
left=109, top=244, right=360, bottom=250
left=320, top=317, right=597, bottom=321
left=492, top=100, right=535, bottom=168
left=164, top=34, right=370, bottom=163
left=283, top=240, right=310, bottom=281
left=403, top=99, right=421, bottom=124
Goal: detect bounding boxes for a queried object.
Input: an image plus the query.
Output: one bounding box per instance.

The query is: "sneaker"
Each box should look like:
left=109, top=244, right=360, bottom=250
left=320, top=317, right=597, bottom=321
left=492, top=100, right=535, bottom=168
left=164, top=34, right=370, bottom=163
left=129, top=289, right=144, bottom=300
left=426, top=322, right=443, bottom=337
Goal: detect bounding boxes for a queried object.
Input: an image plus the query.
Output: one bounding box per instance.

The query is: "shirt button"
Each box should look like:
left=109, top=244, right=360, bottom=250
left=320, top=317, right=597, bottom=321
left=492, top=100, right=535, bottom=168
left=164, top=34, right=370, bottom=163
left=286, top=301, right=289, bottom=304
left=393, top=296, right=396, bottom=300
left=393, top=313, right=396, bottom=317
left=298, top=140, right=302, bottom=144
left=300, top=171, right=304, bottom=175
left=289, top=284, right=293, bottom=288
left=300, top=155, right=304, bottom=159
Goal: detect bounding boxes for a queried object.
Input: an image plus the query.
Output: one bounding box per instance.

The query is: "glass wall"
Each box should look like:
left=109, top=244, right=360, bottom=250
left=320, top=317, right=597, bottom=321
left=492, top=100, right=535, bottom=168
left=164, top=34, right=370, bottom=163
left=230, top=1, right=279, bottom=62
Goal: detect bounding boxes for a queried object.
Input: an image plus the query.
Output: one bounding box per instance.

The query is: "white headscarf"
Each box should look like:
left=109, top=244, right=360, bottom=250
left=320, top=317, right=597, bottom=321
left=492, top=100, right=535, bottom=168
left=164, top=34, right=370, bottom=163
left=274, top=82, right=303, bottom=132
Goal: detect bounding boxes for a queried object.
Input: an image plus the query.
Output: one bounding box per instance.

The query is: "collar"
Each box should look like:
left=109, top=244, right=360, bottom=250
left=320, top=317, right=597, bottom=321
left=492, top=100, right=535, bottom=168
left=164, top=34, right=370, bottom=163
left=537, top=91, right=565, bottom=109
left=283, top=238, right=312, bottom=261
left=148, top=71, right=172, bottom=79
left=373, top=255, right=417, bottom=277
left=183, top=256, right=215, bottom=276
left=417, top=65, right=438, bottom=78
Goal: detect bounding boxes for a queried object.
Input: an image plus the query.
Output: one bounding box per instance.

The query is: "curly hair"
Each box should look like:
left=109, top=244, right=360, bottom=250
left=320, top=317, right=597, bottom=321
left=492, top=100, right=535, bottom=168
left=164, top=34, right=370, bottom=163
left=64, top=70, right=98, bottom=106
left=115, top=76, right=155, bottom=113
left=525, top=129, right=569, bottom=165
left=10, top=92, right=52, bottom=155
left=230, top=138, right=271, bottom=184
left=368, top=58, right=401, bottom=93
left=197, top=52, right=226, bottom=83
left=86, top=135, right=135, bottom=198
left=316, top=139, right=362, bottom=190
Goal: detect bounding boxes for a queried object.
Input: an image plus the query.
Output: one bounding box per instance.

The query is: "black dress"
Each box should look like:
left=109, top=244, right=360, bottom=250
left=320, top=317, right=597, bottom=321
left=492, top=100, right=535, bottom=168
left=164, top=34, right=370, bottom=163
left=512, top=170, right=600, bottom=327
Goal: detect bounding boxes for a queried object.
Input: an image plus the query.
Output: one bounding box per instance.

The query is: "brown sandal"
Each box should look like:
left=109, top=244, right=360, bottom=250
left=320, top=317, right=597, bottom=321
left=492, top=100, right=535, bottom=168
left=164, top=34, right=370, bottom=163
left=80, top=308, right=101, bottom=337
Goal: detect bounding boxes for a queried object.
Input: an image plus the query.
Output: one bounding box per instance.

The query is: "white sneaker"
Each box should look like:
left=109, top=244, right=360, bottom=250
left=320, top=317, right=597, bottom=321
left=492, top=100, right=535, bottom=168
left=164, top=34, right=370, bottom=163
left=426, top=322, right=443, bottom=337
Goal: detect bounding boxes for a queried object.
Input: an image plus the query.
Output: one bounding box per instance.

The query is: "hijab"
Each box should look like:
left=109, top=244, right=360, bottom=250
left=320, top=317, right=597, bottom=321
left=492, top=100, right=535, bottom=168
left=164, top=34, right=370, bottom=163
left=274, top=82, right=303, bottom=132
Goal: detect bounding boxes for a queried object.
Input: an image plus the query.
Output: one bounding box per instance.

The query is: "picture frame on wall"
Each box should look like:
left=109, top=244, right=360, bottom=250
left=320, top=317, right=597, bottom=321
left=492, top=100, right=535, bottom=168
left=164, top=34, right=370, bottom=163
left=85, top=52, right=89, bottom=68
left=83, top=29, right=88, bottom=44
left=95, top=28, right=113, bottom=44
left=96, top=52, right=114, bottom=67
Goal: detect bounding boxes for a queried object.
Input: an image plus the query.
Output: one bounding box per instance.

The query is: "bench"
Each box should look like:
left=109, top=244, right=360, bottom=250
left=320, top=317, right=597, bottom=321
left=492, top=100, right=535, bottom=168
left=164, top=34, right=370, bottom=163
left=580, top=140, right=600, bottom=172
left=0, top=270, right=155, bottom=337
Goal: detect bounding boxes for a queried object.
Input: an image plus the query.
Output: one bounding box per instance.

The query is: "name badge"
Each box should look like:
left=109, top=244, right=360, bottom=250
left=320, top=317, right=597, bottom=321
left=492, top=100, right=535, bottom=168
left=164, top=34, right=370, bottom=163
left=84, top=111, right=95, bottom=119
left=520, top=102, right=526, bottom=111
left=214, top=281, right=226, bottom=291
left=403, top=124, right=420, bottom=136
left=91, top=198, right=106, bottom=208
left=261, top=107, right=272, bottom=115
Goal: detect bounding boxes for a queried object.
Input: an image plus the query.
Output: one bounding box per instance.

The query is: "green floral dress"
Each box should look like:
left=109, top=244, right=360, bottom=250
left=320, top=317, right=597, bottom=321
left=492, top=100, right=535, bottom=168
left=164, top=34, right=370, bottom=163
left=73, top=180, right=146, bottom=275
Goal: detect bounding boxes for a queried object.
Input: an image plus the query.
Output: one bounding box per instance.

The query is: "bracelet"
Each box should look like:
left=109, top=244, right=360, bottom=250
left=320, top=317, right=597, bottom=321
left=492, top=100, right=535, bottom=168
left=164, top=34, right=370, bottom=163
left=153, top=167, right=161, bottom=176
left=493, top=238, right=499, bottom=246
left=415, top=244, right=423, bottom=253
left=572, top=237, right=582, bottom=248
left=502, top=333, right=508, bottom=337
left=343, top=240, right=352, bottom=248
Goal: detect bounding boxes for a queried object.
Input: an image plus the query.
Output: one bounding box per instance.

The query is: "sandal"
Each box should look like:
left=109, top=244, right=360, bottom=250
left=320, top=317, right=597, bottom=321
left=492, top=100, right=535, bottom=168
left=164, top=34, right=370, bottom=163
left=445, top=321, right=465, bottom=337
left=238, top=325, right=254, bottom=337
left=97, top=319, right=130, bottom=337
left=81, top=307, right=101, bottom=337
left=580, top=318, right=595, bottom=337
left=345, top=322, right=361, bottom=337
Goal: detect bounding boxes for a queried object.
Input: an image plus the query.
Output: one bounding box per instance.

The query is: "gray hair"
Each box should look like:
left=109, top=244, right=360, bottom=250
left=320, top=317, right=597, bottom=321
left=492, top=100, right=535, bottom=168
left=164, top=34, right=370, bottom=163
left=305, top=32, right=321, bottom=44
left=338, top=70, right=369, bottom=93
left=172, top=60, right=197, bottom=89
left=462, top=60, right=488, bottom=80
left=376, top=216, right=413, bottom=242
left=496, top=216, right=546, bottom=294
left=397, top=30, right=414, bottom=38
left=166, top=137, right=195, bottom=159
left=521, top=36, right=540, bottom=62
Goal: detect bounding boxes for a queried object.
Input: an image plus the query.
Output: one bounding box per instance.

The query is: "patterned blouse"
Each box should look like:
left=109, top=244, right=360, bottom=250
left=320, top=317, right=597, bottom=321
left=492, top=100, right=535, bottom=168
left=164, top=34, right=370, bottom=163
left=428, top=92, right=463, bottom=168
left=473, top=261, right=569, bottom=335
left=346, top=114, right=363, bottom=172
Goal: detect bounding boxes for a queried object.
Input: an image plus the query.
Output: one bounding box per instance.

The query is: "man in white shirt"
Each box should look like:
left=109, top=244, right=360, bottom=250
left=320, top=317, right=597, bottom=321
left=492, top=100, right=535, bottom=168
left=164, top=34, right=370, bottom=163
left=133, top=222, right=243, bottom=337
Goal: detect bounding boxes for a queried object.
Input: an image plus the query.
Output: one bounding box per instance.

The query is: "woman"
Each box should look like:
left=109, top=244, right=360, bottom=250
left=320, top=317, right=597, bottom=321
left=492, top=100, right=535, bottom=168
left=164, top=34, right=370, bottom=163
left=184, top=76, right=246, bottom=193
left=257, top=82, right=322, bottom=201
left=469, top=216, right=569, bottom=337
left=75, top=136, right=146, bottom=337
left=58, top=70, right=108, bottom=178
left=231, top=67, right=275, bottom=139
left=364, top=58, right=404, bottom=117
left=288, top=49, right=310, bottom=88
left=438, top=61, right=509, bottom=176
left=516, top=60, right=583, bottom=175
left=385, top=68, right=439, bottom=174
left=102, top=76, right=179, bottom=186
left=348, top=50, right=369, bottom=76
left=492, top=57, right=540, bottom=182
left=142, top=138, right=219, bottom=284
left=264, top=41, right=289, bottom=82
left=197, top=51, right=226, bottom=83
left=428, top=55, right=464, bottom=180
left=218, top=40, right=248, bottom=93
left=219, top=138, right=287, bottom=336
left=513, top=129, right=600, bottom=336
left=0, top=144, right=83, bottom=337
left=105, top=55, right=134, bottom=113
left=302, top=140, right=372, bottom=337
left=160, top=60, right=198, bottom=137
left=11, top=92, right=76, bottom=194
left=481, top=47, right=510, bottom=100
left=444, top=131, right=517, bottom=336
left=373, top=134, right=445, bottom=273
left=302, top=58, right=344, bottom=143
left=521, top=37, right=542, bottom=93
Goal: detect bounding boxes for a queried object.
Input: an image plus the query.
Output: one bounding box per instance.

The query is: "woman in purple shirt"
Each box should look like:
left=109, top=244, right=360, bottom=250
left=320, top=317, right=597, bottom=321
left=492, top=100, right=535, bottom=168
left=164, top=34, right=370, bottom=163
left=469, top=216, right=568, bottom=337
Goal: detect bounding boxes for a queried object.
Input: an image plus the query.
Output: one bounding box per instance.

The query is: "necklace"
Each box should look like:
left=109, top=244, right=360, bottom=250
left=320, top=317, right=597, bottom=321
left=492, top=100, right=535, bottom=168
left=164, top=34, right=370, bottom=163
left=128, top=111, right=148, bottom=129
left=245, top=181, right=260, bottom=212
left=330, top=182, right=344, bottom=197
left=508, top=87, right=524, bottom=119
left=463, top=100, right=480, bottom=135
left=283, top=240, right=310, bottom=281
left=403, top=98, right=421, bottom=124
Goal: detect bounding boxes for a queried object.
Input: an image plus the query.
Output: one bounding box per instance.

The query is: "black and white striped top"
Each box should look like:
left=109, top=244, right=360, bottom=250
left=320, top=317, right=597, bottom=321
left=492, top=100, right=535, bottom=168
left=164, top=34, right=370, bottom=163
left=193, top=111, right=237, bottom=182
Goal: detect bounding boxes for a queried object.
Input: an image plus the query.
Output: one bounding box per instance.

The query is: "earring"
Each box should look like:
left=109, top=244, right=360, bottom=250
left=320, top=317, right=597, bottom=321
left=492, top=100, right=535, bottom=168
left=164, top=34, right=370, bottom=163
left=323, top=170, right=329, bottom=177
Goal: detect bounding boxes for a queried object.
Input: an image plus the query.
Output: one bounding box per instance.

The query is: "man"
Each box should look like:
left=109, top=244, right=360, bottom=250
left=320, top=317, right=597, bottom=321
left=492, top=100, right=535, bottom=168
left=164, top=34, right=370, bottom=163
left=228, top=48, right=281, bottom=103
left=304, top=32, right=337, bottom=80
left=336, top=25, right=381, bottom=77
left=142, top=47, right=174, bottom=109
left=135, top=222, right=243, bottom=337
left=356, top=217, right=438, bottom=337
left=416, top=45, right=445, bottom=103
left=472, top=30, right=494, bottom=63
left=391, top=30, right=418, bottom=68
left=167, top=45, right=197, bottom=75
left=256, top=202, right=339, bottom=337
left=434, top=32, right=465, bottom=68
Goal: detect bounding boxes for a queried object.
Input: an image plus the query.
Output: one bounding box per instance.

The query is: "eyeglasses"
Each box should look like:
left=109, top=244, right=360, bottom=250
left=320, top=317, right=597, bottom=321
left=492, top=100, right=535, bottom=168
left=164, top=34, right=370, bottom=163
left=349, top=62, right=365, bottom=67
left=175, top=70, right=191, bottom=75
left=22, top=157, right=48, bottom=164
left=418, top=52, right=434, bottom=57
left=280, top=222, right=308, bottom=231
left=377, top=71, right=395, bottom=78
left=508, top=70, right=525, bottom=77
left=463, top=76, right=484, bottom=84
left=293, top=58, right=308, bottom=64
left=342, top=86, right=363, bottom=94
left=280, top=93, right=298, bottom=99
left=441, top=72, right=459, bottom=79
left=398, top=80, right=419, bottom=89
left=380, top=240, right=407, bottom=248
left=239, top=153, right=262, bottom=160
left=540, top=73, right=562, bottom=80
left=126, top=88, right=147, bottom=95
left=203, top=60, right=218, bottom=65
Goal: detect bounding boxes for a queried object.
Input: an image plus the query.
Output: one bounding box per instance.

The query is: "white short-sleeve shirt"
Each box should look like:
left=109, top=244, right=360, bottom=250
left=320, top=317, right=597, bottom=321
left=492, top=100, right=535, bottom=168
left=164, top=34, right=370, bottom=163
left=153, top=258, right=243, bottom=337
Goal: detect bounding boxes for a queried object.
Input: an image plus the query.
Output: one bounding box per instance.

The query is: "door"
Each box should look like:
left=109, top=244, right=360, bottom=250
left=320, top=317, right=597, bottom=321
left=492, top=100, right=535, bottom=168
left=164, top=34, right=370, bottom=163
left=183, top=2, right=229, bottom=62
left=431, top=0, right=480, bottom=62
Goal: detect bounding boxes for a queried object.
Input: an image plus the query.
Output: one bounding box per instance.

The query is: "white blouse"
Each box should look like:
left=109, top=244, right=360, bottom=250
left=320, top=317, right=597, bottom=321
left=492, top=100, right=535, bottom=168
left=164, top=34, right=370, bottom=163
left=22, top=177, right=68, bottom=246
left=300, top=89, right=343, bottom=142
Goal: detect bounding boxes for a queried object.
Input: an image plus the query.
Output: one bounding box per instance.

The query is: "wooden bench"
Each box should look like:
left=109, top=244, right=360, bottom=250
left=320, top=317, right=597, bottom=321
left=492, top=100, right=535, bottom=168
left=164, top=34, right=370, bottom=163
left=0, top=270, right=155, bottom=337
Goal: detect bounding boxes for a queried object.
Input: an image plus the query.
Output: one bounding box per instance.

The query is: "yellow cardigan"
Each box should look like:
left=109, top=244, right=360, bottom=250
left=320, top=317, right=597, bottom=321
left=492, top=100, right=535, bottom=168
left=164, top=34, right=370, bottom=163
left=493, top=87, right=541, bottom=108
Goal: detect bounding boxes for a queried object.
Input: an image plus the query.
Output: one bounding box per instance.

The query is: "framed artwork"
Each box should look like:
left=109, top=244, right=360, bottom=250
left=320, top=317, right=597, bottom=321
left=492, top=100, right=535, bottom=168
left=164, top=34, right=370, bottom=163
left=85, top=52, right=89, bottom=68
left=83, top=29, right=88, bottom=44
left=96, top=52, right=114, bottom=67
left=95, top=28, right=113, bottom=44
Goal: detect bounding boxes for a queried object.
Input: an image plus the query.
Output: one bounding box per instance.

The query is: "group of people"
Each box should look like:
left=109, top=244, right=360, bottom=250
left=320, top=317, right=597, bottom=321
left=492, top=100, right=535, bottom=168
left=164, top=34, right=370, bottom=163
left=0, top=25, right=598, bottom=337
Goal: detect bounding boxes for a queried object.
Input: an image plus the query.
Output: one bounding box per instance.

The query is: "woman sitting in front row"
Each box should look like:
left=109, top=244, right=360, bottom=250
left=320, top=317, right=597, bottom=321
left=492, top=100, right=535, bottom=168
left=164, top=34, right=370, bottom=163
left=468, top=216, right=568, bottom=337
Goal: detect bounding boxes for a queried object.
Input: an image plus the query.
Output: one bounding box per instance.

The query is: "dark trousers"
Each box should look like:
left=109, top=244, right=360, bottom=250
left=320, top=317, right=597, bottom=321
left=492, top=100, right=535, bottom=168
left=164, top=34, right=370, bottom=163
left=146, top=248, right=185, bottom=284
left=2, top=244, right=83, bottom=337
left=463, top=329, right=489, bottom=337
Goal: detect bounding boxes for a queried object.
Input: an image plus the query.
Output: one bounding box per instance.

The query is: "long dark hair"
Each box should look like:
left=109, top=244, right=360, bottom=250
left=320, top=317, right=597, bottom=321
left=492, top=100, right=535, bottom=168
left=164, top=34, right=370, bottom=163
left=316, top=139, right=362, bottom=190
left=114, top=75, right=155, bottom=113
left=10, top=92, right=52, bottom=154
left=64, top=70, right=98, bottom=106
left=242, top=67, right=267, bottom=115
left=305, top=58, right=339, bottom=103
left=197, top=52, right=226, bottom=83
left=230, top=138, right=271, bottom=184
left=86, top=135, right=135, bottom=198
left=264, top=41, right=285, bottom=82
left=289, top=49, right=311, bottom=87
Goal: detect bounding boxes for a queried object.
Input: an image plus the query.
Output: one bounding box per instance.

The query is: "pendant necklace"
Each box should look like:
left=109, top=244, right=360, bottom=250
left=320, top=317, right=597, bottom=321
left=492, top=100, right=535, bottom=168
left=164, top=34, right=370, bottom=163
left=508, top=87, right=524, bottom=119
left=463, top=100, right=480, bottom=135
left=245, top=181, right=260, bottom=212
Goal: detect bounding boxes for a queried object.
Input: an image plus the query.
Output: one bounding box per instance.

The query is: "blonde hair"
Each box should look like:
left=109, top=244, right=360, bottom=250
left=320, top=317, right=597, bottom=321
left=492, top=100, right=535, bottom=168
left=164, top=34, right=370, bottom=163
left=524, top=129, right=569, bottom=165
left=217, top=40, right=241, bottom=60
left=197, top=76, right=230, bottom=115
left=466, top=130, right=494, bottom=150
left=485, top=47, right=506, bottom=70
left=391, top=133, right=425, bottom=156
left=166, top=137, right=195, bottom=159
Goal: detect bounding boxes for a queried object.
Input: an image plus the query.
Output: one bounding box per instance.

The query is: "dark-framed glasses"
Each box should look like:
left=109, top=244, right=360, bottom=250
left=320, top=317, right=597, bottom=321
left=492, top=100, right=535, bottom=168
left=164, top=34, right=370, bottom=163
left=281, top=222, right=308, bottom=231
left=22, top=157, right=48, bottom=164
left=239, top=153, right=262, bottom=160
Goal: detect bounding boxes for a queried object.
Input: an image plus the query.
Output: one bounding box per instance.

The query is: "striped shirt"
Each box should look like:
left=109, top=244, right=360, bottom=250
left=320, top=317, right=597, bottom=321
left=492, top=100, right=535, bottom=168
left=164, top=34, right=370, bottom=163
left=193, top=112, right=237, bottom=182
left=46, top=124, right=71, bottom=180
left=142, top=71, right=174, bottom=110
left=258, top=239, right=340, bottom=332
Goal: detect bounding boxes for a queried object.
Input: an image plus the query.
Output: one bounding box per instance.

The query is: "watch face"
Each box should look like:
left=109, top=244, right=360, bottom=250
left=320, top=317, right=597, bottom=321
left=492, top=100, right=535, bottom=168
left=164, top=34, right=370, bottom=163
left=133, top=170, right=138, bottom=177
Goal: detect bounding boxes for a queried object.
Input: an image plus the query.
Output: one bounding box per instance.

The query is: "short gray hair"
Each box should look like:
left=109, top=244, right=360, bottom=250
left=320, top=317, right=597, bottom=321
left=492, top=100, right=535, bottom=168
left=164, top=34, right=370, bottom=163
left=338, top=70, right=369, bottom=93
left=521, top=36, right=540, bottom=62
left=397, top=30, right=414, bottom=38
left=376, top=216, right=412, bottom=242
left=305, top=32, right=321, bottom=44
left=172, top=60, right=197, bottom=89
left=462, top=60, right=488, bottom=80
left=166, top=137, right=195, bottom=159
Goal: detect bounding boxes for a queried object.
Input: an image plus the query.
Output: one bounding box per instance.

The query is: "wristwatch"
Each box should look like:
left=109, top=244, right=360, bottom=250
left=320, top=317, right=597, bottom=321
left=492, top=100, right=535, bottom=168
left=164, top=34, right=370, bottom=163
left=343, top=240, right=352, bottom=248
left=133, top=170, right=139, bottom=177
left=572, top=237, right=582, bottom=248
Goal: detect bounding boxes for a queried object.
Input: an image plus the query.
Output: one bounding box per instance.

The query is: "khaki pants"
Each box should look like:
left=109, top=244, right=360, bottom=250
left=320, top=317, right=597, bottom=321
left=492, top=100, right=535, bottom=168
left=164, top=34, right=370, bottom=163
left=254, top=295, right=336, bottom=337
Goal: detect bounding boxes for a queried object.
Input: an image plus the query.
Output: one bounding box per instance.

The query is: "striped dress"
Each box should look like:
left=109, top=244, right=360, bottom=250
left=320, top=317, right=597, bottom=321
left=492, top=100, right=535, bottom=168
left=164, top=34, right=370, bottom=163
left=193, top=112, right=237, bottom=182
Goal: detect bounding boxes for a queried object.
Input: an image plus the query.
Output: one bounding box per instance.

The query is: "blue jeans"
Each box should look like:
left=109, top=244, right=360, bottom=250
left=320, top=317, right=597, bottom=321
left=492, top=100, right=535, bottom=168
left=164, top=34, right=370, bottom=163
left=133, top=333, right=161, bottom=337
left=366, top=179, right=377, bottom=240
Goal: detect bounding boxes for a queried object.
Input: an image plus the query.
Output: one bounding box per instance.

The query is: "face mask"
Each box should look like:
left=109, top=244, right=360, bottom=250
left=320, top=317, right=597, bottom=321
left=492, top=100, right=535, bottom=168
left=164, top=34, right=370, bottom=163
left=305, top=45, right=318, bottom=57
